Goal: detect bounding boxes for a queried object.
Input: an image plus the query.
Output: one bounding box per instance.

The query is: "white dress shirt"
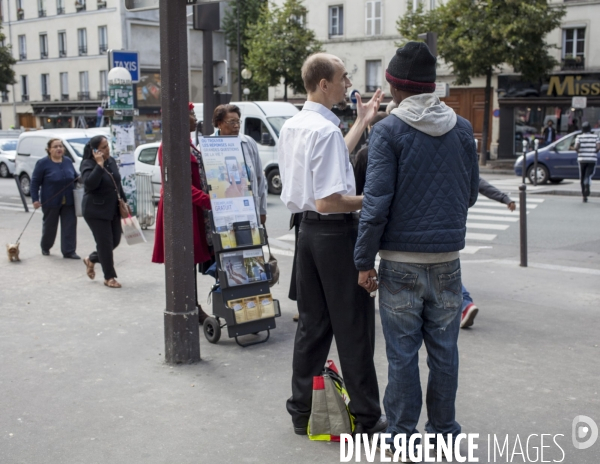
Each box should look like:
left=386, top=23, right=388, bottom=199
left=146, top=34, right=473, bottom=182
left=278, top=101, right=356, bottom=213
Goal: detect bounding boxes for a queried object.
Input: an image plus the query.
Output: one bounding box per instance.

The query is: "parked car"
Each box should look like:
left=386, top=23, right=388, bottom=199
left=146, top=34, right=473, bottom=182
left=192, top=101, right=299, bottom=194
left=0, top=139, right=18, bottom=178
left=514, top=129, right=600, bottom=184
left=133, top=142, right=161, bottom=202
left=15, top=128, right=110, bottom=195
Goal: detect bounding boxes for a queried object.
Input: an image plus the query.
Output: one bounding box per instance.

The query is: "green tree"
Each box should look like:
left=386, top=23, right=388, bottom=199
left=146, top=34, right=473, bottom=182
left=222, top=0, right=268, bottom=100
left=0, top=27, right=16, bottom=93
left=397, top=0, right=565, bottom=165
left=246, top=0, right=322, bottom=101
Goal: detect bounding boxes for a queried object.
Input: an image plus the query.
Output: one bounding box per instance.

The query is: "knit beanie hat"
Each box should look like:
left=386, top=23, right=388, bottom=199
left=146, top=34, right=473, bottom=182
left=385, top=42, right=437, bottom=94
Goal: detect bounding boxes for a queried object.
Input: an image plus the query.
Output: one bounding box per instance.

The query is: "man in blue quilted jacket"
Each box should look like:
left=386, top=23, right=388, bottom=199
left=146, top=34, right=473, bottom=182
left=354, top=42, right=479, bottom=456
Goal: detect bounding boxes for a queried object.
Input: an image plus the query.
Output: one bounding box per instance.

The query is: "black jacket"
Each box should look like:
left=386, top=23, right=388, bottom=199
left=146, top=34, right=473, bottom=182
left=80, top=157, right=126, bottom=221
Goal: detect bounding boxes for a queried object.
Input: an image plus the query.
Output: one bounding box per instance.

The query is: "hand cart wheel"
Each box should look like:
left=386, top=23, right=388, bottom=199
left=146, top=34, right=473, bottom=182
left=203, top=317, right=222, bottom=344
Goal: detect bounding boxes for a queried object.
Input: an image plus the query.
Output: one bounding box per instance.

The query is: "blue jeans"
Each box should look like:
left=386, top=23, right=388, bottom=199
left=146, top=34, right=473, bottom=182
left=378, top=258, right=462, bottom=440
left=462, top=284, right=472, bottom=312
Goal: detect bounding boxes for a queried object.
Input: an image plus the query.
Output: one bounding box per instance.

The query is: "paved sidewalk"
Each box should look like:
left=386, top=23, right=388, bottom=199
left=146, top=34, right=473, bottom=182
left=1, top=208, right=599, bottom=464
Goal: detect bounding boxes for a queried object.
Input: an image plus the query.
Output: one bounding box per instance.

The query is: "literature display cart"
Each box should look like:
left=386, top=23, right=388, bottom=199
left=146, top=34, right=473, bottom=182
left=198, top=136, right=280, bottom=347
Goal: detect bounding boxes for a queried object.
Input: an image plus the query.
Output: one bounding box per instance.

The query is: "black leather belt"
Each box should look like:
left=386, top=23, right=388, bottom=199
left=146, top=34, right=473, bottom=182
left=302, top=211, right=359, bottom=221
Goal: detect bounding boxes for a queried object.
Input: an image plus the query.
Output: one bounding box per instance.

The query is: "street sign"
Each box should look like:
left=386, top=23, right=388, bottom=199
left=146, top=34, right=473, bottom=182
left=434, top=82, right=449, bottom=98
left=108, top=50, right=140, bottom=83
left=350, top=89, right=359, bottom=104
left=572, top=96, right=587, bottom=109
left=125, top=0, right=220, bottom=12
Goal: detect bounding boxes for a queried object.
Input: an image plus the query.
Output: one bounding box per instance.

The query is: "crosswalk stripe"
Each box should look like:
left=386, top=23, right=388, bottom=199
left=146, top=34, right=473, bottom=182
left=0, top=205, right=25, bottom=211
left=0, top=201, right=25, bottom=207
left=470, top=207, right=523, bottom=216
left=277, top=234, right=296, bottom=242
left=466, top=222, right=509, bottom=230
left=475, top=201, right=537, bottom=209
left=465, top=232, right=496, bottom=241
left=461, top=246, right=492, bottom=254
left=467, top=214, right=519, bottom=222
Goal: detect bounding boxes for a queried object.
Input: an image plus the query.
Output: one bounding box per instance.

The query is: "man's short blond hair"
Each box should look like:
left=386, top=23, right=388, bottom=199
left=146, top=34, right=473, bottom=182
left=301, top=53, right=341, bottom=93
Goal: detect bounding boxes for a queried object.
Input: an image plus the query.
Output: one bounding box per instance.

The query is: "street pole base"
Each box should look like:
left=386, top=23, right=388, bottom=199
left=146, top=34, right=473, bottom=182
left=164, top=309, right=200, bottom=364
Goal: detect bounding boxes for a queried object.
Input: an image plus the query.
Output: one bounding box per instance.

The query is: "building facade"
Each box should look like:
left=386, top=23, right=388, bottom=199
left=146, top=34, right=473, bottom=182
left=0, top=0, right=228, bottom=139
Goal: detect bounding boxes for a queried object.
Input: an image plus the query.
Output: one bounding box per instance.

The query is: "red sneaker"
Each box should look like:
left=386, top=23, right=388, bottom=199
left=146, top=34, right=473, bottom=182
left=460, top=303, right=479, bottom=328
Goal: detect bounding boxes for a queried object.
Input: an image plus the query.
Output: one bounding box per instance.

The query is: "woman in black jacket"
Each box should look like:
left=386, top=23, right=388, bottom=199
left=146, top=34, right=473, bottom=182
left=80, top=135, right=127, bottom=288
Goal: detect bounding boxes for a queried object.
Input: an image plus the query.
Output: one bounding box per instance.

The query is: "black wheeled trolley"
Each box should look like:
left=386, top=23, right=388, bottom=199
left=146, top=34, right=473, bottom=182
left=197, top=135, right=280, bottom=347
left=202, top=224, right=281, bottom=347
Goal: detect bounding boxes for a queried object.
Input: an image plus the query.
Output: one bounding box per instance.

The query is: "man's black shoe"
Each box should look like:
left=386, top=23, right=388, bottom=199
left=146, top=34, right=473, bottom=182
left=42, top=249, right=50, bottom=256
left=294, top=426, right=308, bottom=435
left=64, top=253, right=81, bottom=259
left=365, top=415, right=388, bottom=435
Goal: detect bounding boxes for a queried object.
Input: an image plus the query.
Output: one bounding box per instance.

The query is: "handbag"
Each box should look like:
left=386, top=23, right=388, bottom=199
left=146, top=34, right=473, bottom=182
left=263, top=225, right=279, bottom=287
left=121, top=216, right=146, bottom=246
left=73, top=183, right=84, bottom=217
left=106, top=168, right=131, bottom=219
left=308, top=360, right=355, bottom=441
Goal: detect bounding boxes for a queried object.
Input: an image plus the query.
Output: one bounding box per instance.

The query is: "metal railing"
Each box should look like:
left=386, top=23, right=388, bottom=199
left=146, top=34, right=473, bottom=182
left=97, top=90, right=108, bottom=100
left=40, top=52, right=48, bottom=59
left=77, top=91, right=90, bottom=100
left=19, top=53, right=26, bottom=60
left=99, top=44, right=108, bottom=54
left=38, top=9, right=46, bottom=17
left=59, top=50, right=67, bottom=58
left=1, top=93, right=9, bottom=103
left=97, top=0, right=107, bottom=9
left=61, top=94, right=69, bottom=101
left=78, top=46, right=87, bottom=56
left=75, top=2, right=86, bottom=11
left=17, top=10, right=24, bottom=20
left=21, top=94, right=29, bottom=102
left=42, top=94, right=51, bottom=101
left=561, top=56, right=585, bottom=70
left=57, top=7, right=65, bottom=14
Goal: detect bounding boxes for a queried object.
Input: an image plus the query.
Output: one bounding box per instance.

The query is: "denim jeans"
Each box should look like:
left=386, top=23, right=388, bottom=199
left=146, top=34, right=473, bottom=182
left=378, top=258, right=462, bottom=440
left=461, top=284, right=472, bottom=312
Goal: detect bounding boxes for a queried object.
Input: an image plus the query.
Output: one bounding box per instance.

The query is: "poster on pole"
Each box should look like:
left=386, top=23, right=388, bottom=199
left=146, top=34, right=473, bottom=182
left=200, top=136, right=261, bottom=248
left=111, top=123, right=137, bottom=213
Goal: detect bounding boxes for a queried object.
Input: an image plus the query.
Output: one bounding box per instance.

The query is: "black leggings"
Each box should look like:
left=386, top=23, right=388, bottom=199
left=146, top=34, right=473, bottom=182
left=579, top=161, right=596, bottom=198
left=85, top=215, right=122, bottom=280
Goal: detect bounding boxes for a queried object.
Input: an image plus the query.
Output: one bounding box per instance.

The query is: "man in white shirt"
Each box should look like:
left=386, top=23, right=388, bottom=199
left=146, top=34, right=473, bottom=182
left=278, top=53, right=386, bottom=436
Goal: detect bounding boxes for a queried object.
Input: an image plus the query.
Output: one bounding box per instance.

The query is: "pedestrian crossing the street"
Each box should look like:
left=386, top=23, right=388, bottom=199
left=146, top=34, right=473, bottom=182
left=272, top=196, right=546, bottom=258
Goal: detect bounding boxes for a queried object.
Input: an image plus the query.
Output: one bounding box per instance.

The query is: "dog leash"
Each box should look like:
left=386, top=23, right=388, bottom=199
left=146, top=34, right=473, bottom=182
left=14, top=176, right=80, bottom=244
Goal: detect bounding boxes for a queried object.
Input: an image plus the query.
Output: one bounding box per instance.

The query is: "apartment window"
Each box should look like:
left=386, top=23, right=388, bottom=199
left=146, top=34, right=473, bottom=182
left=97, top=0, right=107, bottom=9
left=329, top=6, right=343, bottom=37
left=58, top=31, right=67, bottom=57
left=562, top=27, right=585, bottom=69
left=16, top=0, right=24, bottom=20
left=56, top=0, right=65, bottom=14
left=41, top=74, right=50, bottom=100
left=39, top=34, right=48, bottom=59
left=365, top=60, right=382, bottom=92
left=98, top=26, right=108, bottom=54
left=21, top=75, right=28, bottom=102
left=78, top=29, right=87, bottom=55
left=365, top=1, right=382, bottom=36
left=78, top=71, right=89, bottom=100
left=75, top=0, right=86, bottom=11
left=99, top=70, right=108, bottom=99
left=60, top=72, right=69, bottom=100
left=18, top=35, right=26, bottom=60
left=37, top=0, right=46, bottom=17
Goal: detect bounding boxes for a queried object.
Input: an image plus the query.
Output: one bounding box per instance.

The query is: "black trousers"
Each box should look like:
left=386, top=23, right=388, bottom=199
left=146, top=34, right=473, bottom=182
left=41, top=204, right=77, bottom=256
left=579, top=161, right=596, bottom=198
left=286, top=216, right=381, bottom=429
left=85, top=215, right=122, bottom=280
left=288, top=213, right=302, bottom=301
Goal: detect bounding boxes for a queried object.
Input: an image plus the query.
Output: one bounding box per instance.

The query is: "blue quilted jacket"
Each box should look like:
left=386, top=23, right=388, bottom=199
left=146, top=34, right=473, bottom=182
left=354, top=112, right=479, bottom=271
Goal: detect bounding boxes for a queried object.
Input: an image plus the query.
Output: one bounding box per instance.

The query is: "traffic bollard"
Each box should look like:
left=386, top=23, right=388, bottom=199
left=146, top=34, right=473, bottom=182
left=533, top=139, right=539, bottom=187
left=519, top=139, right=528, bottom=267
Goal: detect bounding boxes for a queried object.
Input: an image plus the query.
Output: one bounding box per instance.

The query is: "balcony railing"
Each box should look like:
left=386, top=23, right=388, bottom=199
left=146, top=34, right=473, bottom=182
left=42, top=94, right=51, bottom=101
left=75, top=1, right=86, bottom=11
left=17, top=10, right=24, bottom=20
left=59, top=50, right=67, bottom=58
left=97, top=90, right=108, bottom=100
left=99, top=44, right=108, bottom=54
left=57, top=7, right=65, bottom=14
left=97, top=0, right=106, bottom=9
left=38, top=9, right=46, bottom=17
left=19, top=53, right=27, bottom=61
left=21, top=94, right=29, bottom=102
left=78, top=91, right=90, bottom=101
left=61, top=94, right=69, bottom=101
left=561, top=55, right=585, bottom=70
left=2, top=93, right=9, bottom=103
left=40, top=52, right=48, bottom=59
left=78, top=46, right=87, bottom=56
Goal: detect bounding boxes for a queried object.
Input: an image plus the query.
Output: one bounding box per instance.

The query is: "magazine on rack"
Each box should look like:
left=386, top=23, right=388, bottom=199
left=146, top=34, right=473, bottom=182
left=220, top=248, right=268, bottom=287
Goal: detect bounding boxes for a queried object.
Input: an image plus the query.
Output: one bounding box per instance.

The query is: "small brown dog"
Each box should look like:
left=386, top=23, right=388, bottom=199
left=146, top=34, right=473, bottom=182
left=6, top=243, right=20, bottom=262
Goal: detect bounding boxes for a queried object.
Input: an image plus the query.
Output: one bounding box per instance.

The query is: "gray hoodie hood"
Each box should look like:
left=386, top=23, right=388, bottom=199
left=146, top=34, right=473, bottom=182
left=391, top=93, right=457, bottom=137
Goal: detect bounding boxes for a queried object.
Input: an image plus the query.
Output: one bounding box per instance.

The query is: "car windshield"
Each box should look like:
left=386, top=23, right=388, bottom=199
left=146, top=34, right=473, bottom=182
left=1, top=140, right=17, bottom=151
left=267, top=116, right=292, bottom=137
left=65, top=137, right=93, bottom=158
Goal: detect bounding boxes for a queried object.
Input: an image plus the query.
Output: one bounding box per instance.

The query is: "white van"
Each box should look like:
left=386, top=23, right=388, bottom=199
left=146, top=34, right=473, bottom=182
left=193, top=101, right=299, bottom=194
left=15, top=128, right=110, bottom=195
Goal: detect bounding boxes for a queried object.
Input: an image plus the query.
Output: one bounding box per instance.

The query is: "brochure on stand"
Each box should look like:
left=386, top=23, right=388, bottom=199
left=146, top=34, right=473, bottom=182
left=227, top=294, right=275, bottom=324
left=221, top=249, right=268, bottom=287
left=200, top=136, right=261, bottom=248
